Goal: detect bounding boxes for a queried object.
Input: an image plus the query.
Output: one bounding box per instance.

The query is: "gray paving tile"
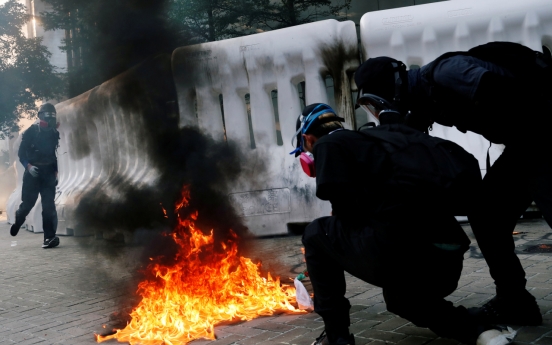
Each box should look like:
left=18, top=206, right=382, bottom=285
left=516, top=326, right=552, bottom=343
left=359, top=329, right=408, bottom=343
left=2, top=216, right=552, bottom=345
left=253, top=321, right=296, bottom=332
left=235, top=331, right=280, bottom=345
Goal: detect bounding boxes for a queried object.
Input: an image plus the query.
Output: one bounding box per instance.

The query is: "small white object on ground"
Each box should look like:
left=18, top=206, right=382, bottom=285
left=476, top=327, right=517, bottom=345
left=294, top=278, right=314, bottom=310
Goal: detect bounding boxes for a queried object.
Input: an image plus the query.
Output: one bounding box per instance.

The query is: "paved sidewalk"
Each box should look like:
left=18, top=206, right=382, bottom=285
left=2, top=214, right=552, bottom=345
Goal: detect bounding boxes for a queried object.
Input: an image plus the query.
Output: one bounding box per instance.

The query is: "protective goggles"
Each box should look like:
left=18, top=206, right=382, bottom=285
left=356, top=92, right=395, bottom=118
left=40, top=112, right=56, bottom=118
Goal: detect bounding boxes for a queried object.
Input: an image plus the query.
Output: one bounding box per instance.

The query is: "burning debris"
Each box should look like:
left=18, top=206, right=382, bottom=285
left=523, top=244, right=552, bottom=253
left=95, top=186, right=304, bottom=345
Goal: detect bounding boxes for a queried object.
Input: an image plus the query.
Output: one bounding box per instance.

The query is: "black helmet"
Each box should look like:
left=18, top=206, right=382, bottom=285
left=354, top=57, right=407, bottom=112
left=37, top=103, right=57, bottom=128
left=38, top=103, right=56, bottom=116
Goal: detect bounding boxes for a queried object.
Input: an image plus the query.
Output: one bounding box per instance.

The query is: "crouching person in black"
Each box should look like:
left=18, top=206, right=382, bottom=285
left=291, top=103, right=516, bottom=345
left=10, top=103, right=60, bottom=249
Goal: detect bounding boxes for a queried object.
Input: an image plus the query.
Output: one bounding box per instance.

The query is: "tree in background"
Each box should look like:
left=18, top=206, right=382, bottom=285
left=40, top=0, right=182, bottom=97
left=167, top=0, right=352, bottom=43
left=168, top=0, right=256, bottom=43
left=0, top=0, right=64, bottom=138
left=247, top=0, right=352, bottom=31
left=38, top=0, right=352, bottom=98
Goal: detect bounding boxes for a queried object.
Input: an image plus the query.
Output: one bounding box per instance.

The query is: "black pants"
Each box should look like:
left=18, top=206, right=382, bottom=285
left=15, top=165, right=57, bottom=239
left=468, top=142, right=552, bottom=296
left=303, top=216, right=482, bottom=344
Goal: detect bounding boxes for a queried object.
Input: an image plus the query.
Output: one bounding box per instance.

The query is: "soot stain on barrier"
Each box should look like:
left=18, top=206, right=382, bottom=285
left=318, top=40, right=359, bottom=96
left=318, top=40, right=360, bottom=126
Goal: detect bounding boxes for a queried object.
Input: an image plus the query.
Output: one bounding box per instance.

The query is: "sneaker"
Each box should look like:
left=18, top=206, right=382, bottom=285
left=42, top=237, right=60, bottom=249
left=469, top=293, right=542, bottom=326
left=311, top=330, right=355, bottom=345
left=10, top=223, right=22, bottom=236
left=476, top=326, right=517, bottom=345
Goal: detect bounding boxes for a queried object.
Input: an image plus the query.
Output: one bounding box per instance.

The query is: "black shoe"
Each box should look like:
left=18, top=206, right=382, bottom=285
left=476, top=325, right=517, bottom=345
left=311, top=330, right=355, bottom=345
left=42, top=236, right=60, bottom=249
left=469, top=292, right=542, bottom=326
left=10, top=223, right=22, bottom=236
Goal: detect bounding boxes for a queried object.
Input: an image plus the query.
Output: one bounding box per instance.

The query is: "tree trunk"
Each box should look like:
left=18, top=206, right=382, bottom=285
left=286, top=0, right=296, bottom=26
left=207, top=0, right=216, bottom=41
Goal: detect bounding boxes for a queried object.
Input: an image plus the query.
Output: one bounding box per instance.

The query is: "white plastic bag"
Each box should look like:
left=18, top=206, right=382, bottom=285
left=294, top=278, right=314, bottom=310
left=476, top=327, right=517, bottom=345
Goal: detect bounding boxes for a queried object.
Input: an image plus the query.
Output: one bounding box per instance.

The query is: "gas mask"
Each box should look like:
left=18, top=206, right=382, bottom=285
left=299, top=152, right=316, bottom=177
left=358, top=101, right=381, bottom=126
left=39, top=112, right=57, bottom=129
left=357, top=93, right=404, bottom=125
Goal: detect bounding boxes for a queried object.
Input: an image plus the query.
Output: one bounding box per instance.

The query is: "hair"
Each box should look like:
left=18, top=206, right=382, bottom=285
left=304, top=113, right=344, bottom=138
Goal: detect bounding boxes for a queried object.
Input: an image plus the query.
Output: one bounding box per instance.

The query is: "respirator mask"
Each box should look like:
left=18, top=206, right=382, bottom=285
left=39, top=111, right=57, bottom=129
left=355, top=61, right=406, bottom=126
left=357, top=93, right=404, bottom=125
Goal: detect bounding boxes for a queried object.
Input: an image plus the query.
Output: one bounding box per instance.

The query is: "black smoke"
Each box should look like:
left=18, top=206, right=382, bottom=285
left=69, top=55, right=258, bottom=333
left=41, top=0, right=191, bottom=97
left=71, top=54, right=252, bottom=254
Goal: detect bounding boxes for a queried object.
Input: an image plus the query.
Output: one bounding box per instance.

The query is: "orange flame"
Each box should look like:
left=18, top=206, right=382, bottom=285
left=96, top=186, right=303, bottom=345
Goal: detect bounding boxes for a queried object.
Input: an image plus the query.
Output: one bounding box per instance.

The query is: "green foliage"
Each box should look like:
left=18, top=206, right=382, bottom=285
left=167, top=0, right=352, bottom=43
left=248, top=0, right=352, bottom=30
left=168, top=0, right=255, bottom=43
left=0, top=0, right=64, bottom=138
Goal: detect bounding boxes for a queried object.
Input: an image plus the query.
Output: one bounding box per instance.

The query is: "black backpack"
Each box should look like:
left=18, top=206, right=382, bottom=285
left=359, top=124, right=482, bottom=216
left=429, top=41, right=552, bottom=96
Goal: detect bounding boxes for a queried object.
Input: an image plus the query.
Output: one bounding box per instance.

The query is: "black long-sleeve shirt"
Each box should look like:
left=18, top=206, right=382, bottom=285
left=18, top=124, right=59, bottom=172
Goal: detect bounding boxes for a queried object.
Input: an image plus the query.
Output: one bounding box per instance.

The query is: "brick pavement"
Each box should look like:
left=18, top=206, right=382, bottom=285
left=2, top=213, right=552, bottom=345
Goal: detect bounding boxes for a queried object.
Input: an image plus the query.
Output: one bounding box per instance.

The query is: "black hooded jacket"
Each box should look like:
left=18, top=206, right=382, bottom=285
left=406, top=54, right=523, bottom=144
left=19, top=124, right=59, bottom=172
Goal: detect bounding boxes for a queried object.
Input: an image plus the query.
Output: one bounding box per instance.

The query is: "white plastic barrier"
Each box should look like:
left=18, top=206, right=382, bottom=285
left=359, top=0, right=552, bottom=172
left=6, top=135, right=25, bottom=226
left=172, top=19, right=360, bottom=236
left=0, top=136, right=16, bottom=213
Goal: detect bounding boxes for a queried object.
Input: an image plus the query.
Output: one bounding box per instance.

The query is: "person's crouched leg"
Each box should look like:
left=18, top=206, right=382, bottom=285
left=303, top=217, right=352, bottom=344
left=384, top=287, right=485, bottom=344
left=383, top=243, right=485, bottom=345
